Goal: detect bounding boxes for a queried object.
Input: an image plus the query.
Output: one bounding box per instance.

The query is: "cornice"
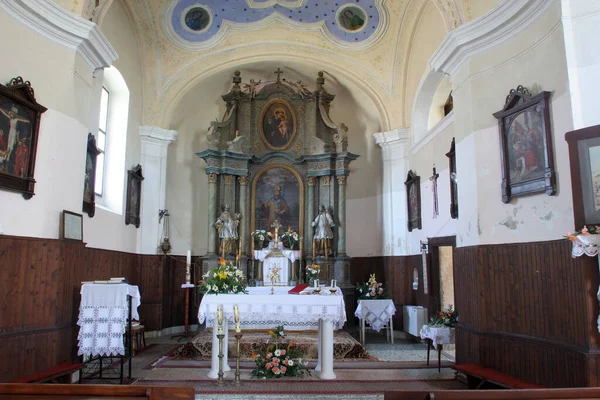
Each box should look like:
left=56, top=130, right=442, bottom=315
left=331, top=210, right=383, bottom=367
left=139, top=126, right=178, bottom=144
left=374, top=128, right=410, bottom=161
left=0, top=0, right=118, bottom=71
left=429, top=0, right=556, bottom=76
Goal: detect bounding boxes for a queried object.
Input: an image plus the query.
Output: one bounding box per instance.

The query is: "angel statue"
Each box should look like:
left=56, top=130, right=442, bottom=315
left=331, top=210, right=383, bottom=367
left=215, top=204, right=241, bottom=257
left=242, top=78, right=262, bottom=99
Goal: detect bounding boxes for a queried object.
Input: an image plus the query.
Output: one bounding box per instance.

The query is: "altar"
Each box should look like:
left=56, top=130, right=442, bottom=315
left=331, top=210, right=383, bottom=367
left=197, top=286, right=346, bottom=380
left=254, top=241, right=300, bottom=285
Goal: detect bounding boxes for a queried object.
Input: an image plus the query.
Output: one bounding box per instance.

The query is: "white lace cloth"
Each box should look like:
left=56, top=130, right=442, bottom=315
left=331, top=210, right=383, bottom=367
left=198, top=286, right=346, bottom=330
left=262, top=256, right=290, bottom=283
left=254, top=241, right=300, bottom=263
left=354, top=299, right=396, bottom=332
left=420, top=325, right=455, bottom=350
left=77, top=284, right=141, bottom=357
left=571, top=235, right=600, bottom=257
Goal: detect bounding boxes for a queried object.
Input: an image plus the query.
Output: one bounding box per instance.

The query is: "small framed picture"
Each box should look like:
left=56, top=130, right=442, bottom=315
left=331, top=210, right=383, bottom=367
left=405, top=170, right=422, bottom=232
left=125, top=164, right=144, bottom=228
left=61, top=210, right=83, bottom=241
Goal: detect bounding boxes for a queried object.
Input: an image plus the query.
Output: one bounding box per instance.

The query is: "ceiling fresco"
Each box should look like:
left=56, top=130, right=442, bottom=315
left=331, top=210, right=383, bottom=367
left=169, top=0, right=382, bottom=46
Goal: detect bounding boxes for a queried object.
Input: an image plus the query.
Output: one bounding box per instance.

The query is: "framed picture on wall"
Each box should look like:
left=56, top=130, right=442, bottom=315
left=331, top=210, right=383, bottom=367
left=0, top=77, right=47, bottom=199
left=125, top=164, right=144, bottom=228
left=565, top=125, right=600, bottom=229
left=405, top=170, right=421, bottom=232
left=493, top=85, right=556, bottom=203
left=61, top=210, right=83, bottom=241
left=258, top=98, right=297, bottom=151
left=82, top=133, right=100, bottom=217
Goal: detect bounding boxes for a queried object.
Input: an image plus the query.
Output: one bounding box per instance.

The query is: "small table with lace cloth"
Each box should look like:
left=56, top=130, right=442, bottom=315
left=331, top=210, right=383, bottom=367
left=354, top=299, right=396, bottom=345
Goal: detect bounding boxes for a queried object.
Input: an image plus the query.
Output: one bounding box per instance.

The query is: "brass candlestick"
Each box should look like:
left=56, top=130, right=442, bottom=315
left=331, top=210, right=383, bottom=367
left=234, top=332, right=243, bottom=385
left=216, top=333, right=225, bottom=386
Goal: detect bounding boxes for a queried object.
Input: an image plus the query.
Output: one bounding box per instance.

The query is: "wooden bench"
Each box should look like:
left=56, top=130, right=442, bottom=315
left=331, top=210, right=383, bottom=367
left=9, top=361, right=85, bottom=384
left=0, top=383, right=195, bottom=400
left=453, top=364, right=545, bottom=390
left=384, top=388, right=600, bottom=400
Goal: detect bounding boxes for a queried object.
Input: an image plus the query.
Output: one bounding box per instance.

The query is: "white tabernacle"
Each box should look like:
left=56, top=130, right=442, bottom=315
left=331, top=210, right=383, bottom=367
left=198, top=286, right=346, bottom=379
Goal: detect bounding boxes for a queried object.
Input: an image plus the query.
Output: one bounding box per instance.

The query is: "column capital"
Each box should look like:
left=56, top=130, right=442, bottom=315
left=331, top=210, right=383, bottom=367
left=140, top=125, right=178, bottom=143
left=207, top=172, right=218, bottom=183
left=373, top=128, right=410, bottom=161
left=224, top=175, right=234, bottom=185
left=336, top=176, right=347, bottom=185
left=321, top=176, right=331, bottom=186
left=307, top=176, right=316, bottom=187
left=238, top=176, right=249, bottom=186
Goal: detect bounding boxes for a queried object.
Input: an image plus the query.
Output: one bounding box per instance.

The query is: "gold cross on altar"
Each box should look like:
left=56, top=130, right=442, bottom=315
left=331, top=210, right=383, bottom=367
left=271, top=219, right=282, bottom=248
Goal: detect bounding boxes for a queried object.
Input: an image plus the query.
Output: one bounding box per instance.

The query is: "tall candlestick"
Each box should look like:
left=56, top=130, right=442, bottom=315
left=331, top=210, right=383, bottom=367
left=187, top=250, right=192, bottom=265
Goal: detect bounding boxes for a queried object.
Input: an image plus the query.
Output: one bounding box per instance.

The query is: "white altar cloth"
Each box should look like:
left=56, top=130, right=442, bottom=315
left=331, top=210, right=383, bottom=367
left=262, top=256, right=290, bottom=284
left=198, top=286, right=346, bottom=379
left=254, top=241, right=300, bottom=263
left=77, top=283, right=141, bottom=357
left=420, top=325, right=455, bottom=350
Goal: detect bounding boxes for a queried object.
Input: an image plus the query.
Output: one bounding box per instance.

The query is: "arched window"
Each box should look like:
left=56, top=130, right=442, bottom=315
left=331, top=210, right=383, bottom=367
left=95, top=66, right=129, bottom=214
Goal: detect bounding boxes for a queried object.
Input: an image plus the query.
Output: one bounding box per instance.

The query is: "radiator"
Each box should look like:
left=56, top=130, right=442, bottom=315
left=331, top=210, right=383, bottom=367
left=403, top=305, right=427, bottom=336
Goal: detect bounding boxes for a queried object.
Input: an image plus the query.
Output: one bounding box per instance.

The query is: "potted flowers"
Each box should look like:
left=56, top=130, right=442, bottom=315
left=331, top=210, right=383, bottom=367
left=198, top=257, right=248, bottom=294
left=428, top=304, right=459, bottom=328
left=251, top=229, right=272, bottom=250
left=281, top=226, right=299, bottom=249
left=251, top=325, right=309, bottom=379
left=356, top=274, right=389, bottom=299
left=305, top=264, right=320, bottom=285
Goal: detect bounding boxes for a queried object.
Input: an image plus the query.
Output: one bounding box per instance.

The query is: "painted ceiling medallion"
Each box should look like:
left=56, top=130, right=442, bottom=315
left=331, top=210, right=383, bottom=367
left=167, top=0, right=386, bottom=50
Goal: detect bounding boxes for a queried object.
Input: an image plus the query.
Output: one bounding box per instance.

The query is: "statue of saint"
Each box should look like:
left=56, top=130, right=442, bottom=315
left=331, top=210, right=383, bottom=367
left=312, top=205, right=335, bottom=257
left=215, top=204, right=241, bottom=256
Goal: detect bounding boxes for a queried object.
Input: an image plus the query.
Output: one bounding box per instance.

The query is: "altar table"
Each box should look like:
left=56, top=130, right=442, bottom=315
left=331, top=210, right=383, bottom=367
left=420, top=325, right=455, bottom=372
left=197, top=286, right=346, bottom=379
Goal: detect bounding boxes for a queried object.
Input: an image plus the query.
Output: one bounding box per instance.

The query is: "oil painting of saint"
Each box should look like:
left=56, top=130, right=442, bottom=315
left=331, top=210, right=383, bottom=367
left=184, top=6, right=210, bottom=31
left=507, top=110, right=544, bottom=184
left=338, top=6, right=366, bottom=32
left=0, top=103, right=32, bottom=178
left=259, top=100, right=296, bottom=150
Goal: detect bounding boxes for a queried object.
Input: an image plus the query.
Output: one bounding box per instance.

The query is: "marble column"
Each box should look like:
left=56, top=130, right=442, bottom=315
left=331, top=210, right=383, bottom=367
left=207, top=172, right=219, bottom=255
left=336, top=175, right=347, bottom=256
left=223, top=174, right=235, bottom=211
left=139, top=126, right=178, bottom=254
left=238, top=176, right=249, bottom=256
left=306, top=177, right=316, bottom=261
left=373, top=129, right=410, bottom=256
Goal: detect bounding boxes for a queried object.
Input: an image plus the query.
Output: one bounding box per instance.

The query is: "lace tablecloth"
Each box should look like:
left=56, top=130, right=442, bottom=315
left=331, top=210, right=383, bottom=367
left=198, top=286, right=346, bottom=330
left=354, top=299, right=396, bottom=332
left=77, top=283, right=141, bottom=357
left=420, top=325, right=455, bottom=350
left=254, top=241, right=300, bottom=262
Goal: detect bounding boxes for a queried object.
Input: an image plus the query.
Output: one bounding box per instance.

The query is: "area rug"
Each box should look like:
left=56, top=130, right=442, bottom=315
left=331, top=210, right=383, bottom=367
left=170, top=331, right=372, bottom=360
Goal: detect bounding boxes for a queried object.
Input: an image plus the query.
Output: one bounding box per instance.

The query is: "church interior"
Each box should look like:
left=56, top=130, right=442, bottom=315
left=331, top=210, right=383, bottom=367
left=2, top=0, right=600, bottom=397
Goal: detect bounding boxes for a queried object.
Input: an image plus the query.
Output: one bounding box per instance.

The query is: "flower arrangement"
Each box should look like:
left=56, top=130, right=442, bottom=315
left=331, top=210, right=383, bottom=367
left=566, top=225, right=600, bottom=241
left=281, top=226, right=299, bottom=249
left=305, top=264, right=320, bottom=285
left=356, top=274, right=389, bottom=300
left=198, top=257, right=248, bottom=295
left=428, top=304, right=459, bottom=328
left=251, top=326, right=309, bottom=379
left=251, top=229, right=273, bottom=249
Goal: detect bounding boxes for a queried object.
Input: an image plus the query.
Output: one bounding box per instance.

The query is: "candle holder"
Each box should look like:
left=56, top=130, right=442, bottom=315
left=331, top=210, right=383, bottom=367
left=234, top=332, right=243, bottom=385
left=216, top=333, right=226, bottom=386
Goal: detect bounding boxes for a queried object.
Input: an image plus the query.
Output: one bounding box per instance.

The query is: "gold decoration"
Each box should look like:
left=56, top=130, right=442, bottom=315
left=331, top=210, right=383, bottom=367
left=336, top=176, right=347, bottom=185
left=208, top=173, right=218, bottom=183
left=224, top=175, right=234, bottom=185
left=321, top=176, right=331, bottom=186
left=238, top=176, right=249, bottom=186
left=307, top=177, right=316, bottom=187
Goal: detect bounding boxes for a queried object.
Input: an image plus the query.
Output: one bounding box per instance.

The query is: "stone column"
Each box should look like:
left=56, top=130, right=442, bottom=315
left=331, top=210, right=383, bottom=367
left=336, top=175, right=347, bottom=256
left=207, top=172, right=219, bottom=255
left=238, top=176, right=249, bottom=255
left=223, top=174, right=235, bottom=211
left=373, top=129, right=410, bottom=256
left=139, top=126, right=178, bottom=254
left=306, top=176, right=316, bottom=261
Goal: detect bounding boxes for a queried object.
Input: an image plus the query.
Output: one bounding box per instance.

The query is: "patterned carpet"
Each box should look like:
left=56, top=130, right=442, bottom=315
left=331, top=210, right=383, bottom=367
left=170, top=330, right=372, bottom=360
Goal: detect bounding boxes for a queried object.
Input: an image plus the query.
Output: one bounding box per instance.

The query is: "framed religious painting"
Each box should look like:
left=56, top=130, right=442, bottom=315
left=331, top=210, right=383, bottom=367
left=446, top=137, right=458, bottom=219
left=258, top=98, right=297, bottom=151
left=0, top=77, right=47, bottom=199
left=565, top=124, right=600, bottom=229
left=493, top=85, right=556, bottom=203
left=60, top=210, right=83, bottom=242
left=82, top=133, right=100, bottom=217
left=125, top=164, right=144, bottom=228
left=250, top=164, right=304, bottom=242
left=405, top=170, right=421, bottom=232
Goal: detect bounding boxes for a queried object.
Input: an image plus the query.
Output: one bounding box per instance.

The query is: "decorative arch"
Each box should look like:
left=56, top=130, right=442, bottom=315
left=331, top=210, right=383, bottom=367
left=411, top=67, right=448, bottom=145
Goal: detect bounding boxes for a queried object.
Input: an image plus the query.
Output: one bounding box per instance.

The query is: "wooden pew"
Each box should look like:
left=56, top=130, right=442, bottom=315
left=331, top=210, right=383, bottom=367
left=0, top=384, right=195, bottom=400
left=9, top=361, right=85, bottom=384
left=384, top=388, right=600, bottom=400
left=453, top=364, right=544, bottom=389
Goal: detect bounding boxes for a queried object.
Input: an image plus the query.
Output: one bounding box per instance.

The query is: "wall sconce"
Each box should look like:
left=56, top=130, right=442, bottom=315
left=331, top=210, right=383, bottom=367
left=159, top=209, right=171, bottom=255
left=420, top=240, right=429, bottom=254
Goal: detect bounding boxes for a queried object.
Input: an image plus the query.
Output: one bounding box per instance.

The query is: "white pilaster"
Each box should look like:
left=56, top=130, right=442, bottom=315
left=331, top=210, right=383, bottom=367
left=373, top=128, right=411, bottom=256
left=140, top=126, right=178, bottom=254
left=561, top=0, right=600, bottom=129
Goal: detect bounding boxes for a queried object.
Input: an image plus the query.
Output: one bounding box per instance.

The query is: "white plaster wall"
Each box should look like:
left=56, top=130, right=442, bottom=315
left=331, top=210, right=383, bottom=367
left=346, top=195, right=382, bottom=257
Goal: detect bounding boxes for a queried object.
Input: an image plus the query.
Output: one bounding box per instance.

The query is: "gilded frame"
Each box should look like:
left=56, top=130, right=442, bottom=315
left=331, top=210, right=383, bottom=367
left=250, top=163, right=304, bottom=246
left=258, top=98, right=298, bottom=151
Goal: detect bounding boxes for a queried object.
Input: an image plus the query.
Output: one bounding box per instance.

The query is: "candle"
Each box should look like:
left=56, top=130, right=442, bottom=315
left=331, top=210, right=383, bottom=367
left=314, top=279, right=318, bottom=288
left=217, top=306, right=224, bottom=335
left=187, top=250, right=191, bottom=265
left=333, top=280, right=337, bottom=288
left=235, top=321, right=241, bottom=333
left=234, top=305, right=240, bottom=323
left=331, top=279, right=334, bottom=287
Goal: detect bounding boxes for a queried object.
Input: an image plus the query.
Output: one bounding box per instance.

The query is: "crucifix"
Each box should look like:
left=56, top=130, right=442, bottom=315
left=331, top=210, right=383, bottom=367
left=430, top=166, right=440, bottom=219
left=271, top=219, right=282, bottom=249
left=274, top=67, right=283, bottom=82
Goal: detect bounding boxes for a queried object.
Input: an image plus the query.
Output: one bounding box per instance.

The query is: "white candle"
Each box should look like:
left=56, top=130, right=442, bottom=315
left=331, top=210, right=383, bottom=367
left=333, top=280, right=337, bottom=288
left=187, top=250, right=192, bottom=265
left=314, top=279, right=318, bottom=288
left=233, top=305, right=240, bottom=323
left=235, top=322, right=241, bottom=333
left=331, top=279, right=334, bottom=287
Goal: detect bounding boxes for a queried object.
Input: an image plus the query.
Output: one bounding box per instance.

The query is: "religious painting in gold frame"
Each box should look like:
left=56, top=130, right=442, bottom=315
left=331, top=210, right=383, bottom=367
left=250, top=164, right=304, bottom=248
left=258, top=98, right=297, bottom=151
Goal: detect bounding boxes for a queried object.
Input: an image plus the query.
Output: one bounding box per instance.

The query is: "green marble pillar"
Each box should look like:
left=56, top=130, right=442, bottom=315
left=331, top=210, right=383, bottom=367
left=336, top=175, right=347, bottom=256
left=306, top=177, right=316, bottom=261
left=238, top=176, right=249, bottom=256
left=207, top=172, right=218, bottom=255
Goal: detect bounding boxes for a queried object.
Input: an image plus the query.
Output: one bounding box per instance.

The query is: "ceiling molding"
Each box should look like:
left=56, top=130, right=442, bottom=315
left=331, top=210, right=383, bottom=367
left=429, top=0, right=556, bottom=77
left=0, top=0, right=118, bottom=70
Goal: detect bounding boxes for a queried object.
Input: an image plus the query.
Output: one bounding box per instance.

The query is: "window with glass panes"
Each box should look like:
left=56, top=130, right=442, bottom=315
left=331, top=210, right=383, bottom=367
left=95, top=87, right=109, bottom=197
